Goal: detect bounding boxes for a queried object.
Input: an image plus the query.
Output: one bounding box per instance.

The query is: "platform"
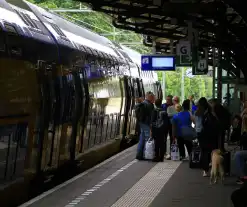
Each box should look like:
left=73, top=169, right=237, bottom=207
left=19, top=145, right=238, bottom=207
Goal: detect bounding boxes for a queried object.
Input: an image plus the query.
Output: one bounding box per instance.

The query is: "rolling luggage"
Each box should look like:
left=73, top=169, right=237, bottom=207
left=189, top=139, right=202, bottom=168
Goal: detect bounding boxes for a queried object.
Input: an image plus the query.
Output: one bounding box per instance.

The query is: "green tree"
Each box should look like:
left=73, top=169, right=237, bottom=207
left=158, top=68, right=213, bottom=101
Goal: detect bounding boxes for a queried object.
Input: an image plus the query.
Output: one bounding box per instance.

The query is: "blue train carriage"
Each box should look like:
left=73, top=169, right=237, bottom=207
left=0, top=0, right=58, bottom=184
left=0, top=0, right=59, bottom=204
left=25, top=0, right=128, bottom=175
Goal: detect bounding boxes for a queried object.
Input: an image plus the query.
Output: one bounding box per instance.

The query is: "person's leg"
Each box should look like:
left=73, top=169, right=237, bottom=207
left=163, top=132, right=168, bottom=155
left=177, top=137, right=185, bottom=158
left=137, top=123, right=150, bottom=160
left=136, top=124, right=145, bottom=160
left=160, top=136, right=166, bottom=162
left=153, top=136, right=159, bottom=161
left=234, top=151, right=247, bottom=179
left=201, top=147, right=211, bottom=176
left=184, top=139, right=193, bottom=156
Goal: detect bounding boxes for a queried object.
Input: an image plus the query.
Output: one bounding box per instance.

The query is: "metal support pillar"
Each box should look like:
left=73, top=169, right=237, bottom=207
left=212, top=48, right=216, bottom=98
left=181, top=68, right=185, bottom=101
left=216, top=5, right=227, bottom=104
left=217, top=49, right=222, bottom=103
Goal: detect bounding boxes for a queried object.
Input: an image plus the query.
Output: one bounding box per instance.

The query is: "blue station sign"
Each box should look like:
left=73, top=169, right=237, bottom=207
left=141, top=55, right=176, bottom=71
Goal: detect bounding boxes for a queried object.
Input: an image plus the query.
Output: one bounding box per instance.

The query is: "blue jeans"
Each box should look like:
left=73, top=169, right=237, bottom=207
left=234, top=150, right=247, bottom=177
left=136, top=123, right=150, bottom=159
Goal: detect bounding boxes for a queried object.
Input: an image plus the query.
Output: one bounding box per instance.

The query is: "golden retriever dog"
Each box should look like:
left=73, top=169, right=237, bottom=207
left=210, top=149, right=224, bottom=184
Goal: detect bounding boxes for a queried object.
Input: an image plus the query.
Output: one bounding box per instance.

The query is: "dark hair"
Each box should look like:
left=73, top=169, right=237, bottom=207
left=146, top=91, right=154, bottom=95
left=155, top=99, right=162, bottom=108
left=182, top=99, right=190, bottom=111
left=167, top=95, right=173, bottom=99
left=198, top=97, right=210, bottom=111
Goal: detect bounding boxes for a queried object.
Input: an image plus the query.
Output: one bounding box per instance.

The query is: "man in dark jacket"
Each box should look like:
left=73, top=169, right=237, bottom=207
left=151, top=99, right=169, bottom=162
left=135, top=91, right=155, bottom=160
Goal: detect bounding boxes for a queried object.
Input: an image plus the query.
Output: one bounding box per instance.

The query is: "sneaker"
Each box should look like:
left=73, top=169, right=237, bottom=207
left=236, top=179, right=244, bottom=185
left=165, top=154, right=171, bottom=160
left=236, top=177, right=246, bottom=185
left=203, top=171, right=208, bottom=177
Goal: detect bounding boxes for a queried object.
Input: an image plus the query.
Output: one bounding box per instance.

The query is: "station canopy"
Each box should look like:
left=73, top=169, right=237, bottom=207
left=76, top=0, right=247, bottom=79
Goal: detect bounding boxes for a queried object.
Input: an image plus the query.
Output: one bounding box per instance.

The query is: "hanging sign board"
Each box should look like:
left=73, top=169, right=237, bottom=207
left=141, top=55, right=176, bottom=71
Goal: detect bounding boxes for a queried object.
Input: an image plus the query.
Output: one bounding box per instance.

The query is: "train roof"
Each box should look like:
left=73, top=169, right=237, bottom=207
left=120, top=45, right=141, bottom=66
left=23, top=0, right=122, bottom=59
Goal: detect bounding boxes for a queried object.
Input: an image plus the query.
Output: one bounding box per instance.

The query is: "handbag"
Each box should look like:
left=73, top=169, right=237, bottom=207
left=179, top=111, right=196, bottom=141
left=181, top=125, right=197, bottom=141
left=144, top=138, right=155, bottom=160
left=171, top=141, right=180, bottom=161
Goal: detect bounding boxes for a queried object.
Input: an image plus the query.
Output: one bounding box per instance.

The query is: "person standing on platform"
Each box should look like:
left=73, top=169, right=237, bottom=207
left=151, top=99, right=169, bottom=162
left=134, top=97, right=144, bottom=138
left=172, top=99, right=193, bottom=160
left=161, top=95, right=173, bottom=159
left=197, top=97, right=220, bottom=177
left=135, top=91, right=155, bottom=160
left=162, top=95, right=173, bottom=111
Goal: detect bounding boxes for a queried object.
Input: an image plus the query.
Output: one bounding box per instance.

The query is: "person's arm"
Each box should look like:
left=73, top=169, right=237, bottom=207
left=189, top=111, right=195, bottom=124
left=150, top=110, right=157, bottom=138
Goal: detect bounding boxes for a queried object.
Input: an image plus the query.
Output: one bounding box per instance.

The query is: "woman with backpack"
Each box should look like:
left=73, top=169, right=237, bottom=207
left=151, top=99, right=169, bottom=162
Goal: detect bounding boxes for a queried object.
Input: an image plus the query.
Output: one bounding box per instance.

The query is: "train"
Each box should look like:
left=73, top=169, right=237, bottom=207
left=0, top=0, right=162, bottom=205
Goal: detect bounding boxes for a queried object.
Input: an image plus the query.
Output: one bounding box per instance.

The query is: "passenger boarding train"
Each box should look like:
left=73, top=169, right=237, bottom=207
left=0, top=0, right=162, bottom=205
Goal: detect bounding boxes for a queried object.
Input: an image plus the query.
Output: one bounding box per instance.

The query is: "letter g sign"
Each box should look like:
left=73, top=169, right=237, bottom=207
left=180, top=46, right=188, bottom=55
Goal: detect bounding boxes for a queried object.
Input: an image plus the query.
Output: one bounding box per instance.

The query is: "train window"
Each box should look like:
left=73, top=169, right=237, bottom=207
left=16, top=10, right=39, bottom=30
left=50, top=23, right=66, bottom=37
left=4, top=23, right=18, bottom=34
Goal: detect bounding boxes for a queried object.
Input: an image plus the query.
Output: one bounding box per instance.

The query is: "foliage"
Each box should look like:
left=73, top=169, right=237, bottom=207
left=31, top=0, right=151, bottom=54
left=29, top=0, right=213, bottom=100
left=157, top=69, right=213, bottom=101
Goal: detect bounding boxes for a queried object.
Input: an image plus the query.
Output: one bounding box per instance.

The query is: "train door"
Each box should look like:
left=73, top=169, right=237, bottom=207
left=139, top=79, right=145, bottom=97
left=43, top=64, right=62, bottom=169
left=35, top=61, right=52, bottom=173
left=122, top=76, right=132, bottom=138
left=136, top=78, right=144, bottom=98
left=57, top=70, right=74, bottom=163
left=69, top=70, right=84, bottom=160
left=78, top=69, right=89, bottom=153
left=128, top=78, right=139, bottom=135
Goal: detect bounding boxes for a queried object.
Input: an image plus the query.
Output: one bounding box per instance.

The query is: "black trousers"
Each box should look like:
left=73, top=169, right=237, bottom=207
left=219, top=130, right=226, bottom=151
left=231, top=186, right=247, bottom=207
left=153, top=130, right=167, bottom=161
left=164, top=123, right=172, bottom=154
left=177, top=137, right=192, bottom=158
left=200, top=147, right=212, bottom=172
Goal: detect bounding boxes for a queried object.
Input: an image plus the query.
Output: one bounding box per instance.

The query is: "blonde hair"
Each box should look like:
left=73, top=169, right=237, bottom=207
left=175, top=104, right=182, bottom=112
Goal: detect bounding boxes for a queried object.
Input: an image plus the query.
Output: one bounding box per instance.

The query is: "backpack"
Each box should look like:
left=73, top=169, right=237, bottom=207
left=152, top=109, right=165, bottom=129
left=135, top=102, right=148, bottom=123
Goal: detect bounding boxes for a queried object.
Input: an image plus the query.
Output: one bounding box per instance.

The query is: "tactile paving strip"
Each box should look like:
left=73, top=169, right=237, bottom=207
left=111, top=161, right=181, bottom=207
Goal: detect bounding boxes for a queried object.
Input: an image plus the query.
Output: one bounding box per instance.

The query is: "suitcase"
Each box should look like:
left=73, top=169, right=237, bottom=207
left=223, top=151, right=231, bottom=176
left=189, top=140, right=202, bottom=168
